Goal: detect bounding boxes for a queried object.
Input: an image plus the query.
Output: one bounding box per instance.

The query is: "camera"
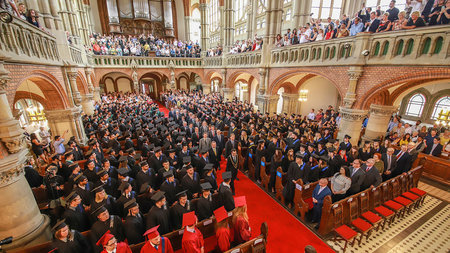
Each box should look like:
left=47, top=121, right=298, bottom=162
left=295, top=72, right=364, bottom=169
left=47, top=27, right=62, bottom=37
left=362, top=50, right=370, bottom=56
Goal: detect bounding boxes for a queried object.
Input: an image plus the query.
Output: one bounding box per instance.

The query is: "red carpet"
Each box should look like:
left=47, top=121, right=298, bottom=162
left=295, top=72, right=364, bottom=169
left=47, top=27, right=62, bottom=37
left=157, top=103, right=333, bottom=253
left=217, top=159, right=333, bottom=253
left=155, top=101, right=169, bottom=117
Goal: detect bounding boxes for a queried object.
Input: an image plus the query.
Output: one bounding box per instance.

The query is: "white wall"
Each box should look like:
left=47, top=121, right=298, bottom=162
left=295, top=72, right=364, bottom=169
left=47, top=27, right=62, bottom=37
left=117, top=78, right=132, bottom=93
left=298, top=76, right=338, bottom=116
left=105, top=79, right=114, bottom=92
left=180, top=78, right=188, bottom=90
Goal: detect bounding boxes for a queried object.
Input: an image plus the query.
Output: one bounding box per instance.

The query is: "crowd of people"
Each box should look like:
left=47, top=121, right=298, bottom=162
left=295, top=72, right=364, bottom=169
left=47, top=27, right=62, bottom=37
left=0, top=0, right=45, bottom=29
left=276, top=0, right=450, bottom=47
left=90, top=33, right=201, bottom=58
left=23, top=89, right=448, bottom=251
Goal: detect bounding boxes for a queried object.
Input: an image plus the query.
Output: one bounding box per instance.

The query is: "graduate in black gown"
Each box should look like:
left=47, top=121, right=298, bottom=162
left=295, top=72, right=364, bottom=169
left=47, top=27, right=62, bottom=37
left=89, top=185, right=118, bottom=223
left=170, top=190, right=192, bottom=230
left=203, top=164, right=218, bottom=193
left=123, top=199, right=146, bottom=245
left=283, top=153, right=310, bottom=206
left=159, top=170, right=181, bottom=206
left=181, top=165, right=201, bottom=199
left=195, top=182, right=214, bottom=221
left=218, top=172, right=235, bottom=212
left=146, top=191, right=171, bottom=235
left=90, top=206, right=125, bottom=253
left=62, top=191, right=90, bottom=232
left=50, top=219, right=92, bottom=253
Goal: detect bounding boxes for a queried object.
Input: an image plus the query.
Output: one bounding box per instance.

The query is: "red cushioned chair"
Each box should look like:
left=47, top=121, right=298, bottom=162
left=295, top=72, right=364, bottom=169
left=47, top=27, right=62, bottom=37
left=399, top=174, right=422, bottom=209
left=382, top=179, right=406, bottom=218
left=348, top=197, right=373, bottom=246
left=373, top=183, right=397, bottom=228
left=391, top=178, right=414, bottom=215
left=407, top=171, right=427, bottom=206
left=332, top=203, right=358, bottom=252
left=359, top=191, right=383, bottom=231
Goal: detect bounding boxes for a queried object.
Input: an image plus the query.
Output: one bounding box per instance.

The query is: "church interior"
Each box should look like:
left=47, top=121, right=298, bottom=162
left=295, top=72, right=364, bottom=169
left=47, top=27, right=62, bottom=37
left=0, top=0, right=449, bottom=252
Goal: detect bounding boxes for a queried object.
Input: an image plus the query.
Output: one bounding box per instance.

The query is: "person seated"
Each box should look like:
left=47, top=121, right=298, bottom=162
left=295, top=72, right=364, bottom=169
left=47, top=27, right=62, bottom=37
left=311, top=178, right=332, bottom=229
left=403, top=11, right=426, bottom=29
left=214, top=206, right=232, bottom=252
left=50, top=219, right=92, bottom=253
left=181, top=212, right=205, bottom=253
left=424, top=137, right=443, bottom=157
left=232, top=196, right=252, bottom=244
left=330, top=166, right=351, bottom=202
left=96, top=231, right=131, bottom=253
left=140, top=225, right=174, bottom=253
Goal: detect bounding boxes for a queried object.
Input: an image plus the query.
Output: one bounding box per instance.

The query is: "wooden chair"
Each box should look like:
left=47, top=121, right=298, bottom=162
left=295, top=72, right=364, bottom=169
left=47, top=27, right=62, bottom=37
left=373, top=183, right=396, bottom=228
left=293, top=180, right=315, bottom=221
left=332, top=202, right=359, bottom=252
left=390, top=178, right=414, bottom=216
left=399, top=174, right=421, bottom=209
left=359, top=190, right=383, bottom=232
left=348, top=197, right=374, bottom=246
left=274, top=167, right=285, bottom=203
left=260, top=157, right=270, bottom=190
left=406, top=170, right=427, bottom=207
left=224, top=222, right=268, bottom=253
left=381, top=179, right=406, bottom=219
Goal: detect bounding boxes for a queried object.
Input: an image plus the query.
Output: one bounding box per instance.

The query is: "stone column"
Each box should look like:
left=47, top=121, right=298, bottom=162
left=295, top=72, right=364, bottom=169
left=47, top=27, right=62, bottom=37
left=220, top=69, right=227, bottom=96
left=250, top=0, right=258, bottom=37
left=222, top=87, right=234, bottom=101
left=342, top=66, right=364, bottom=108
left=66, top=67, right=82, bottom=105
left=81, top=94, right=95, bottom=116
left=337, top=107, right=368, bottom=146
left=184, top=16, right=191, bottom=41
left=223, top=0, right=235, bottom=52
left=281, top=93, right=299, bottom=115
left=293, top=0, right=312, bottom=27
left=93, top=87, right=101, bottom=102
left=163, top=0, right=174, bottom=36
left=49, top=0, right=63, bottom=30
left=246, top=1, right=254, bottom=40
left=199, top=2, right=209, bottom=52
left=258, top=68, right=268, bottom=94
left=38, top=0, right=55, bottom=29
left=46, top=107, right=86, bottom=145
left=0, top=57, right=51, bottom=251
left=363, top=104, right=398, bottom=141
left=256, top=94, right=279, bottom=115
left=219, top=4, right=225, bottom=47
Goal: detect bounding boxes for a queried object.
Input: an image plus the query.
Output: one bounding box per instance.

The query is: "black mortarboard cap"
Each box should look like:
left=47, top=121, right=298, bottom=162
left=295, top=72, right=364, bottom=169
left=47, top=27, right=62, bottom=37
left=118, top=181, right=130, bottom=192
left=91, top=185, right=105, bottom=194
left=176, top=190, right=187, bottom=198
left=151, top=191, right=165, bottom=202
left=204, top=163, right=214, bottom=171
left=183, top=156, right=191, bottom=164
left=65, top=191, right=79, bottom=203
left=163, top=170, right=174, bottom=178
left=92, top=205, right=107, bottom=217
left=117, top=166, right=130, bottom=176
left=118, top=156, right=128, bottom=162
left=222, top=171, right=232, bottom=180
left=124, top=199, right=138, bottom=211
left=126, top=148, right=135, bottom=153
left=139, top=183, right=150, bottom=194
left=96, top=169, right=108, bottom=177
left=52, top=219, right=67, bottom=232
left=201, top=182, right=212, bottom=191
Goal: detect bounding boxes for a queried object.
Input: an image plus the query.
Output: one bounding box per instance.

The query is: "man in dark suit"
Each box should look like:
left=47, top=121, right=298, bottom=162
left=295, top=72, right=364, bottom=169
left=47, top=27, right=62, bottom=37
left=311, top=178, right=332, bottom=229
left=219, top=172, right=235, bottom=211
left=382, top=147, right=397, bottom=181
left=365, top=11, right=380, bottom=32
left=348, top=159, right=365, bottom=196
left=424, top=137, right=443, bottom=157
left=393, top=144, right=412, bottom=176
left=226, top=149, right=239, bottom=194
left=208, top=141, right=221, bottom=169
left=361, top=159, right=382, bottom=190
left=214, top=130, right=225, bottom=156
left=225, top=133, right=238, bottom=158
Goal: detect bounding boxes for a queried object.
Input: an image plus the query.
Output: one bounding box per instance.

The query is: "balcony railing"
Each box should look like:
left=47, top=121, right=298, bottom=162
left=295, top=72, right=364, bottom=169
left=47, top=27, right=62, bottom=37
left=203, top=56, right=223, bottom=68
left=93, top=55, right=203, bottom=68
left=226, top=51, right=262, bottom=67
left=0, top=15, right=60, bottom=65
left=69, top=45, right=83, bottom=65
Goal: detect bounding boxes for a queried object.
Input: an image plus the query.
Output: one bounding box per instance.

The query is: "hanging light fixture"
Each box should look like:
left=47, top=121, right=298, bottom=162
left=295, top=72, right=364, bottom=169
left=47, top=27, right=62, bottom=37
left=435, top=109, right=449, bottom=127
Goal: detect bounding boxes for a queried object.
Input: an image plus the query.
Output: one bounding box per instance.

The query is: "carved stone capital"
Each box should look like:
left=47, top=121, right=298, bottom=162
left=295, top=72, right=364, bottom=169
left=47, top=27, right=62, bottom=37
left=339, top=107, right=368, bottom=121
left=369, top=104, right=398, bottom=116
left=46, top=107, right=83, bottom=121
left=347, top=67, right=364, bottom=81
left=67, top=72, right=78, bottom=81
left=0, top=119, right=26, bottom=154
left=2, top=136, right=26, bottom=154
left=0, top=77, right=9, bottom=93
left=0, top=163, right=24, bottom=187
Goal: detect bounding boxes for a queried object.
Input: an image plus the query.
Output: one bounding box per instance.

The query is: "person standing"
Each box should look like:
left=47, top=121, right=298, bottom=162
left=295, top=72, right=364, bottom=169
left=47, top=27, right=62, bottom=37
left=225, top=149, right=239, bottom=194
left=219, top=172, right=235, bottom=212
left=361, top=159, right=382, bottom=190
left=232, top=196, right=251, bottom=244
left=181, top=212, right=205, bottom=253
left=214, top=206, right=232, bottom=252
left=140, top=225, right=174, bottom=253
left=348, top=159, right=365, bottom=196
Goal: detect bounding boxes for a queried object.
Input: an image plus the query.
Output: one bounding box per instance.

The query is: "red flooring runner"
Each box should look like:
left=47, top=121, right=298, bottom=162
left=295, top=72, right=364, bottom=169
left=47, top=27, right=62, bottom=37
left=157, top=103, right=333, bottom=253
left=155, top=101, right=169, bottom=117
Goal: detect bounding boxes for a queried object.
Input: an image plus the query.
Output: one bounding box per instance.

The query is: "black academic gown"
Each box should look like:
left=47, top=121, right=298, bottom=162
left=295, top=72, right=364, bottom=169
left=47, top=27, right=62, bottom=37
left=195, top=195, right=214, bottom=221
left=136, top=168, right=156, bottom=191
left=283, top=162, right=309, bottom=204
left=170, top=201, right=192, bottom=230
left=160, top=179, right=181, bottom=206
left=74, top=183, right=93, bottom=206
left=124, top=213, right=146, bottom=245
left=218, top=183, right=235, bottom=212
left=62, top=205, right=90, bottom=232
left=51, top=230, right=92, bottom=253
left=181, top=172, right=201, bottom=199
left=90, top=215, right=124, bottom=253
left=146, top=205, right=171, bottom=235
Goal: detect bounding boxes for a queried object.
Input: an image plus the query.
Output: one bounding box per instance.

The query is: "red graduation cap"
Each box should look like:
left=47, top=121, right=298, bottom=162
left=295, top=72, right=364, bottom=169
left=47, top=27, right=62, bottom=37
left=234, top=196, right=247, bottom=207
left=96, top=230, right=114, bottom=247
left=214, top=206, right=228, bottom=223
left=182, top=211, right=197, bottom=227
left=143, top=225, right=160, bottom=239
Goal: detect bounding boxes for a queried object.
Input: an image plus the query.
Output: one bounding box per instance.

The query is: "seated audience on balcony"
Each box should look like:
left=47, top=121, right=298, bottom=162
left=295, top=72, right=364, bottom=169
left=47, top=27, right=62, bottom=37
left=316, top=28, right=325, bottom=40
left=324, top=24, right=335, bottom=40
left=386, top=0, right=400, bottom=22
left=377, top=13, right=394, bottom=32
left=428, top=0, right=446, bottom=25
left=365, top=11, right=381, bottom=32
left=403, top=11, right=426, bottom=29
left=437, top=0, right=450, bottom=24
left=337, top=25, right=349, bottom=38
left=26, top=9, right=40, bottom=28
left=348, top=17, right=364, bottom=36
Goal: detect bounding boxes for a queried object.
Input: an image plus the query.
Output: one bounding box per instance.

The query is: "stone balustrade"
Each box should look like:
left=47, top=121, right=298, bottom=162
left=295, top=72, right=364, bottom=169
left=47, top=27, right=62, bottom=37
left=0, top=15, right=60, bottom=65
left=203, top=56, right=223, bottom=67
left=69, top=45, right=84, bottom=65
left=226, top=51, right=262, bottom=67
left=93, top=55, right=203, bottom=68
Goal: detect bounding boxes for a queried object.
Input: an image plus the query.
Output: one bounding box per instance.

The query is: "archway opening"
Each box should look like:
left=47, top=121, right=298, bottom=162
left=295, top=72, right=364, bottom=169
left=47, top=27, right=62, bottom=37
left=276, top=87, right=285, bottom=114
left=297, top=76, right=339, bottom=116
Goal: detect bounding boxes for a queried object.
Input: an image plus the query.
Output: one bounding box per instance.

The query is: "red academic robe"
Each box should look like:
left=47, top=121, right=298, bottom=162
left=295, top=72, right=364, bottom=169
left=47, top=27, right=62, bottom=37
left=215, top=226, right=231, bottom=252
left=234, top=216, right=251, bottom=244
left=140, top=237, right=174, bottom=253
left=101, top=242, right=132, bottom=253
left=182, top=228, right=204, bottom=253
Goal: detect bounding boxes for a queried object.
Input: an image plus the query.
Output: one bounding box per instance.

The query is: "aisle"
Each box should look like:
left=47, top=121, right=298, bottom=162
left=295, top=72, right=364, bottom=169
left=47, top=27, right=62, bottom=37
left=218, top=159, right=334, bottom=253
left=155, top=101, right=169, bottom=117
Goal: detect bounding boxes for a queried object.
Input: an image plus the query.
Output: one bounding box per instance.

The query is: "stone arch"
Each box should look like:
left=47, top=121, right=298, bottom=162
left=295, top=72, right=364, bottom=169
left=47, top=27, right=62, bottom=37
left=204, top=70, right=223, bottom=84
left=227, top=70, right=259, bottom=89
left=14, top=70, right=70, bottom=110
left=273, top=82, right=296, bottom=95
left=358, top=70, right=450, bottom=109
left=76, top=72, right=89, bottom=94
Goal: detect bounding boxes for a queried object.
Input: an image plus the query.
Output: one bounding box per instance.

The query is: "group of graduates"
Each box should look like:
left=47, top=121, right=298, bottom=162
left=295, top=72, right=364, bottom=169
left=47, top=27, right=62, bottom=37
left=39, top=92, right=254, bottom=253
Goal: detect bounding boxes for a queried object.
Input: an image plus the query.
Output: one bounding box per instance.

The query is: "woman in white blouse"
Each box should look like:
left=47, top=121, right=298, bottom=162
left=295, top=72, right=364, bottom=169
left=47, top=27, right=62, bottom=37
left=331, top=166, right=352, bottom=202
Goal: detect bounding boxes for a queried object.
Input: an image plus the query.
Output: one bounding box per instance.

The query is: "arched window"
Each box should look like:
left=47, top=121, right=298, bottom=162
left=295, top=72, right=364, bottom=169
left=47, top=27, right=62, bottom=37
left=405, top=93, right=426, bottom=117
left=431, top=96, right=450, bottom=120
left=311, top=0, right=343, bottom=20
left=208, top=0, right=220, bottom=33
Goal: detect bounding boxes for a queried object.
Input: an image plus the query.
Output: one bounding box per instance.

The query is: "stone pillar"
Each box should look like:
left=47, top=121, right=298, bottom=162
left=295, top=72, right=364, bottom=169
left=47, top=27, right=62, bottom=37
left=49, top=0, right=63, bottom=30
left=38, top=0, right=55, bottom=29
left=163, top=0, right=174, bottom=36
left=342, top=66, right=364, bottom=108
left=81, top=94, right=95, bottom=115
left=250, top=0, right=258, bottom=38
left=223, top=0, right=235, bottom=52
left=0, top=57, right=51, bottom=251
left=362, top=104, right=398, bottom=141
left=222, top=88, right=234, bottom=101
left=66, top=68, right=82, bottom=105
left=220, top=69, right=227, bottom=96
left=199, top=2, right=209, bottom=52
left=258, top=68, right=268, bottom=94
left=281, top=93, right=299, bottom=115
left=256, top=94, right=279, bottom=115
left=242, top=89, right=249, bottom=102
left=337, top=107, right=368, bottom=146
left=46, top=107, right=86, bottom=145
left=184, top=16, right=191, bottom=41
left=246, top=1, right=254, bottom=40
left=293, top=0, right=312, bottom=27
left=219, top=4, right=225, bottom=47
left=93, top=87, right=101, bottom=102
left=202, top=83, right=211, bottom=95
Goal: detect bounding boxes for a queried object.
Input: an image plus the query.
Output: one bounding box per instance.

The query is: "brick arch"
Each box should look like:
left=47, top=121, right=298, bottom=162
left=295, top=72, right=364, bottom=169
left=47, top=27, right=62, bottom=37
left=204, top=70, right=223, bottom=83
left=174, top=69, right=205, bottom=83
left=358, top=70, right=450, bottom=109
left=76, top=72, right=89, bottom=94
left=95, top=69, right=132, bottom=86
left=273, top=82, right=296, bottom=94
left=227, top=70, right=259, bottom=89
left=15, top=70, right=70, bottom=110
left=13, top=91, right=48, bottom=110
